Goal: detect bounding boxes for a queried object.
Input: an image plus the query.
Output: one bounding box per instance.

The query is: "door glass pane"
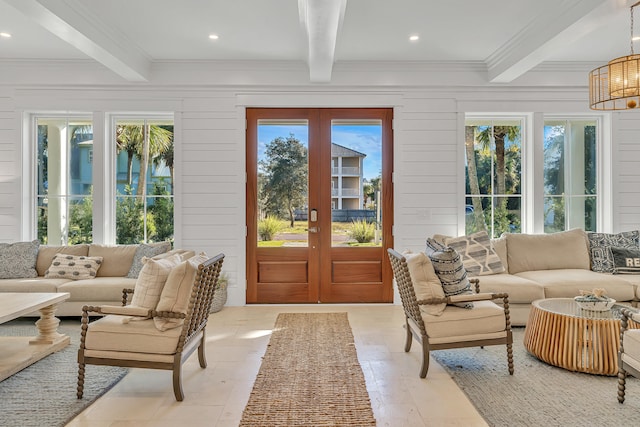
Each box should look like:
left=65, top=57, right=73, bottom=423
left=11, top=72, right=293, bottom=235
left=330, top=120, right=382, bottom=247
left=257, top=120, right=309, bottom=247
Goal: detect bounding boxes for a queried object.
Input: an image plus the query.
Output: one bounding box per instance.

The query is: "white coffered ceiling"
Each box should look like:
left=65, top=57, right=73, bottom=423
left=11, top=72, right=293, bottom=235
left=0, top=0, right=635, bottom=83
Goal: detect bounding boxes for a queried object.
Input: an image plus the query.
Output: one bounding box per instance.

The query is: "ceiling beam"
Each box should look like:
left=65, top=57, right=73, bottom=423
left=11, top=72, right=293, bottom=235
left=2, top=0, right=150, bottom=81
left=298, top=0, right=347, bottom=83
left=486, top=0, right=617, bottom=83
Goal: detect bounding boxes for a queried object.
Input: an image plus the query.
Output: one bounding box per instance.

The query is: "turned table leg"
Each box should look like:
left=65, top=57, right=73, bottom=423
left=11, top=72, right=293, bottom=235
left=30, top=303, right=65, bottom=344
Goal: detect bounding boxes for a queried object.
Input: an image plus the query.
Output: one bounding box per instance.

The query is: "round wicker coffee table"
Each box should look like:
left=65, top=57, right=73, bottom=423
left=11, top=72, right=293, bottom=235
left=524, top=298, right=639, bottom=376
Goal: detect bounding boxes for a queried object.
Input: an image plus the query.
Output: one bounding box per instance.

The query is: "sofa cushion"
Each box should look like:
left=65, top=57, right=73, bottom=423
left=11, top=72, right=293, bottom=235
left=515, top=269, right=636, bottom=301
left=588, top=231, right=639, bottom=273
left=126, top=242, right=172, bottom=278
left=474, top=274, right=545, bottom=304
left=421, top=300, right=506, bottom=340
left=0, top=277, right=65, bottom=293
left=403, top=251, right=446, bottom=316
left=57, top=277, right=137, bottom=302
left=130, top=254, right=182, bottom=309
left=44, top=254, right=103, bottom=280
left=154, top=253, right=209, bottom=331
left=505, top=229, right=590, bottom=274
left=444, top=231, right=505, bottom=276
left=611, top=246, right=640, bottom=274
left=84, top=315, right=181, bottom=355
left=0, top=240, right=39, bottom=279
left=36, top=244, right=89, bottom=276
left=425, top=238, right=473, bottom=308
left=88, top=244, right=137, bottom=277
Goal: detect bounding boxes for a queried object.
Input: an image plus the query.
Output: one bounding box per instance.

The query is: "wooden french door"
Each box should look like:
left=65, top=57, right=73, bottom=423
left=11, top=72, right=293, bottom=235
left=246, top=108, right=393, bottom=303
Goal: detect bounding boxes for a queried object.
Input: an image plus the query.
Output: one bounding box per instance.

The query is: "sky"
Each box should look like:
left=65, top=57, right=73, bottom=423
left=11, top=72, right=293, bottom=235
left=257, top=123, right=382, bottom=180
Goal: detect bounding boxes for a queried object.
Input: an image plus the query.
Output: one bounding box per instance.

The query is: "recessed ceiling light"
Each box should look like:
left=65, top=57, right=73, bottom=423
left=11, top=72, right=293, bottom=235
left=409, top=35, right=419, bottom=42
left=209, top=34, right=219, bottom=40
left=0, top=32, right=11, bottom=38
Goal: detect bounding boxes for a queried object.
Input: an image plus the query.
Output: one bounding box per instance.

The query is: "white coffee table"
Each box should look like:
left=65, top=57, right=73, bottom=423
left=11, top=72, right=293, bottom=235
left=0, top=292, right=71, bottom=381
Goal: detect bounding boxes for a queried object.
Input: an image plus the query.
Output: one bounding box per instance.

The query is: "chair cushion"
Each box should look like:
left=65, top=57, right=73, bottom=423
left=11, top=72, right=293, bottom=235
left=154, top=253, right=209, bottom=331
left=44, top=254, right=103, bottom=280
left=126, top=242, right=172, bottom=278
left=130, top=254, right=182, bottom=310
left=88, top=244, right=138, bottom=277
left=623, top=329, right=640, bottom=373
left=421, top=300, right=506, bottom=339
left=403, top=251, right=446, bottom=316
left=84, top=315, right=181, bottom=355
left=36, top=244, right=89, bottom=276
left=444, top=231, right=505, bottom=276
left=0, top=240, right=39, bottom=279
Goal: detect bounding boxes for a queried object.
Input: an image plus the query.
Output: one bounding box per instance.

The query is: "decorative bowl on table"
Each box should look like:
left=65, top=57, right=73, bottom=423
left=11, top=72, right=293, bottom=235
left=574, top=295, right=616, bottom=312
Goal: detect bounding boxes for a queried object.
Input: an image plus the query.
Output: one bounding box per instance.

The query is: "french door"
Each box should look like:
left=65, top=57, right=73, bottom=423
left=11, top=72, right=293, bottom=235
left=246, top=108, right=393, bottom=303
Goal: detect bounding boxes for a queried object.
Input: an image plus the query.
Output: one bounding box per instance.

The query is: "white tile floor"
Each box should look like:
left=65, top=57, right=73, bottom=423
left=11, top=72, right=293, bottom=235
left=66, top=305, right=488, bottom=427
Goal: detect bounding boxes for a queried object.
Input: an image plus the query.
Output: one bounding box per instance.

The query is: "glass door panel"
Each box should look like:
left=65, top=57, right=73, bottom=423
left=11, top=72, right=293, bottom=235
left=330, top=120, right=383, bottom=247
left=256, top=120, right=309, bottom=248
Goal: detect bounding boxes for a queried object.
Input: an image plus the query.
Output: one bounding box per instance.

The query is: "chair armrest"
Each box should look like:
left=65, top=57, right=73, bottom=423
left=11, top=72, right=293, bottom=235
left=449, top=292, right=509, bottom=304
left=122, top=288, right=135, bottom=306
left=150, top=310, right=187, bottom=319
left=99, top=305, right=152, bottom=317
left=469, top=278, right=480, bottom=293
left=621, top=308, right=640, bottom=328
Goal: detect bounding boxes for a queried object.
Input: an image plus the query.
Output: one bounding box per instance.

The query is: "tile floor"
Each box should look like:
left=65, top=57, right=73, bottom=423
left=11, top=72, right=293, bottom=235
left=66, top=304, right=488, bottom=427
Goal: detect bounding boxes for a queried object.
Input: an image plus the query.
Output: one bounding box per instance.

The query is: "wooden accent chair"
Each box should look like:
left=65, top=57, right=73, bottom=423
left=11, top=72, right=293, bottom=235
left=617, top=308, right=640, bottom=403
left=77, top=253, right=225, bottom=401
left=387, top=248, right=514, bottom=378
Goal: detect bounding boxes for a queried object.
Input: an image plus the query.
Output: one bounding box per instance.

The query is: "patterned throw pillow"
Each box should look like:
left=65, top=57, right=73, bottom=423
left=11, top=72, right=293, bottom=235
left=0, top=240, right=40, bottom=279
left=425, top=238, right=474, bottom=309
left=611, top=246, right=640, bottom=274
left=44, top=254, right=103, bottom=280
left=444, top=231, right=505, bottom=276
left=588, top=231, right=640, bottom=273
left=126, top=242, right=172, bottom=278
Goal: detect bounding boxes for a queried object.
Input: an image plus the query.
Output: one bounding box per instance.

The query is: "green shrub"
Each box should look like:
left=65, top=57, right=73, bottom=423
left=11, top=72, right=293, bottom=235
left=348, top=219, right=375, bottom=243
left=258, top=215, right=283, bottom=241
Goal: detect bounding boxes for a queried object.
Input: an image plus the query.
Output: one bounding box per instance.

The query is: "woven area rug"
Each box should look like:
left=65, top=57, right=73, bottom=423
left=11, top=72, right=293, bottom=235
left=432, top=327, right=640, bottom=427
left=240, top=312, right=376, bottom=426
left=0, top=318, right=128, bottom=427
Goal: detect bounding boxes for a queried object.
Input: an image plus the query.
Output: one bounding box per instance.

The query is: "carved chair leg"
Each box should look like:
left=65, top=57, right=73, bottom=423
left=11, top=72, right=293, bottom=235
left=618, top=369, right=627, bottom=404
left=507, top=343, right=514, bottom=375
left=420, top=343, right=430, bottom=379
left=404, top=318, right=412, bottom=352
left=173, top=363, right=184, bottom=402
left=77, top=362, right=85, bottom=399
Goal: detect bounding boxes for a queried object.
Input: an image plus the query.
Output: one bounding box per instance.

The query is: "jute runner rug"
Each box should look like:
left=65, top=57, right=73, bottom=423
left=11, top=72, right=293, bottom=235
left=240, top=312, right=376, bottom=426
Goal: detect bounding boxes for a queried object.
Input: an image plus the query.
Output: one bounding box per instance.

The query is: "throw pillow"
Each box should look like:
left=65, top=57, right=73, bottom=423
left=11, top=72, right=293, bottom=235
left=44, top=254, right=103, bottom=280
left=425, top=238, right=474, bottom=309
left=611, top=246, right=640, bottom=274
left=587, top=230, right=640, bottom=273
left=130, top=254, right=182, bottom=310
left=154, top=252, right=209, bottom=331
left=127, top=241, right=172, bottom=278
left=403, top=251, right=446, bottom=316
left=0, top=240, right=40, bottom=279
left=444, top=231, right=506, bottom=276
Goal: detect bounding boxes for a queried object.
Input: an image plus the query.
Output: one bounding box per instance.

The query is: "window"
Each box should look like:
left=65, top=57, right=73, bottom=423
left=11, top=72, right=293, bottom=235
left=543, top=119, right=597, bottom=233
left=36, top=116, right=94, bottom=245
left=464, top=118, right=523, bottom=238
left=114, top=118, right=174, bottom=244
left=32, top=114, right=174, bottom=245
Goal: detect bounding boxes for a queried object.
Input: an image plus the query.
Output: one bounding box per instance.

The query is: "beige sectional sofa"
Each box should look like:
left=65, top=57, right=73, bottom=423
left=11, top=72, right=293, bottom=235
left=460, top=229, right=640, bottom=326
left=0, top=242, right=189, bottom=316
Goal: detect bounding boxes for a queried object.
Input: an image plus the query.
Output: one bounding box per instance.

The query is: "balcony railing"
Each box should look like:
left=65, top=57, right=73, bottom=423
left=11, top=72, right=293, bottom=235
left=331, top=188, right=360, bottom=196
left=331, top=167, right=360, bottom=175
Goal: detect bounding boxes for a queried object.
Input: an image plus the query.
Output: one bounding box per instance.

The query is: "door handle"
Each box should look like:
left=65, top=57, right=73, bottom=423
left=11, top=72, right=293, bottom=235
left=308, top=227, right=318, bottom=233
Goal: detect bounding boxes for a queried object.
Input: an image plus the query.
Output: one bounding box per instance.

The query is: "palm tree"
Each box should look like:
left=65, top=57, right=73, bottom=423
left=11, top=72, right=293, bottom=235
left=116, top=124, right=173, bottom=196
left=153, top=140, right=175, bottom=194
left=465, top=126, right=485, bottom=232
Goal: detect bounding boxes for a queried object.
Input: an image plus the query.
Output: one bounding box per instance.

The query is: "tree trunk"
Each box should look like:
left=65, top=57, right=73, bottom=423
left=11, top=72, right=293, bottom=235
left=137, top=124, right=150, bottom=196
left=495, top=133, right=506, bottom=196
left=127, top=154, right=134, bottom=187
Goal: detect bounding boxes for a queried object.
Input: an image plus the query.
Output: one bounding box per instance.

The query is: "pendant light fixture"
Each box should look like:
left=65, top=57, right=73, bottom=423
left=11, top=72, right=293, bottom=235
left=590, top=1, right=640, bottom=110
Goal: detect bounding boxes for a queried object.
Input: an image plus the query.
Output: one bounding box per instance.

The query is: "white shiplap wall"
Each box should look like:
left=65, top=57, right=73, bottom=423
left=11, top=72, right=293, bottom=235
left=0, top=63, right=639, bottom=304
